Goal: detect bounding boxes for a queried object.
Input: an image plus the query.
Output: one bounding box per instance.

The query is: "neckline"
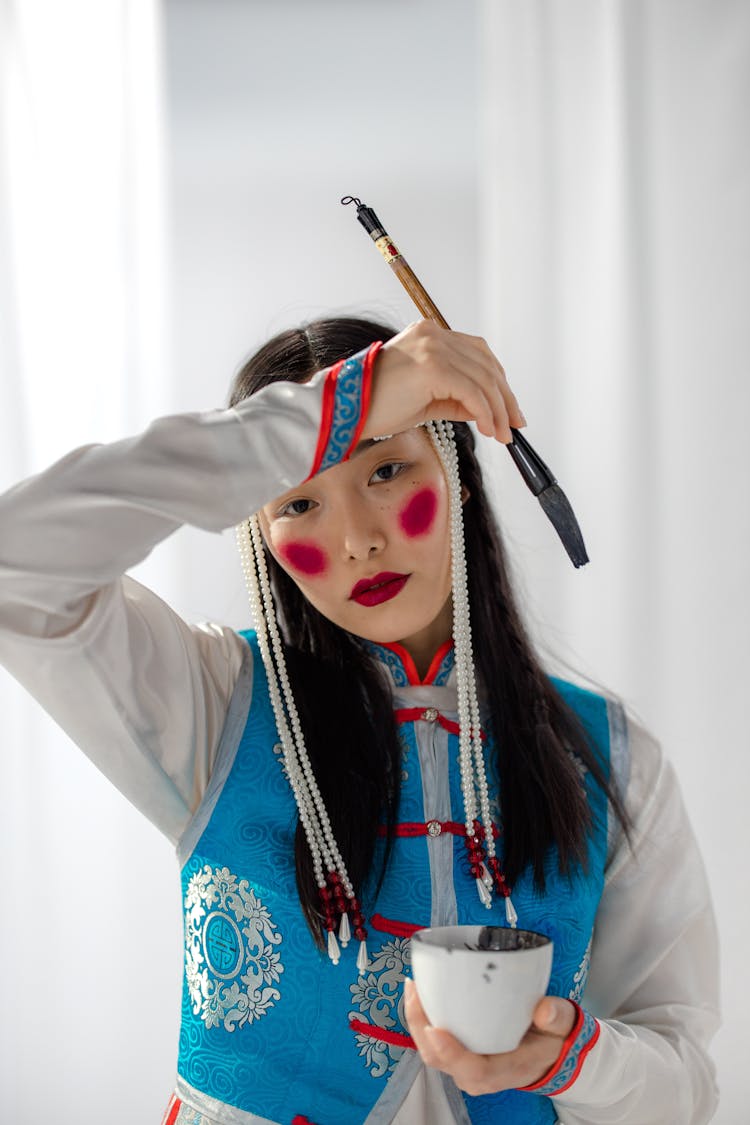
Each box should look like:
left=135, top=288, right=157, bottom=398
left=362, top=638, right=455, bottom=688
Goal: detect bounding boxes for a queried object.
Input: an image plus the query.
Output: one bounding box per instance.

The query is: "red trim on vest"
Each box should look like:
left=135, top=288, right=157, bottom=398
left=370, top=913, right=425, bottom=938
left=376, top=639, right=454, bottom=686
left=378, top=641, right=421, bottom=685
left=343, top=340, right=382, bottom=459
left=349, top=1017, right=416, bottom=1051
left=292, top=1117, right=320, bottom=1125
left=394, top=707, right=486, bottom=740
left=518, top=1001, right=600, bottom=1094
left=306, top=362, right=342, bottom=480
left=423, top=637, right=454, bottom=683
left=161, top=1094, right=181, bottom=1125
left=377, top=819, right=470, bottom=838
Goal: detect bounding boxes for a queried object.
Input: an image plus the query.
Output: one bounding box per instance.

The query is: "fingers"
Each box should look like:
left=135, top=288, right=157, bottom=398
left=404, top=979, right=498, bottom=1092
left=531, top=996, right=577, bottom=1038
left=404, top=978, right=574, bottom=1097
left=444, top=329, right=525, bottom=437
left=408, top=321, right=526, bottom=442
left=373, top=321, right=526, bottom=444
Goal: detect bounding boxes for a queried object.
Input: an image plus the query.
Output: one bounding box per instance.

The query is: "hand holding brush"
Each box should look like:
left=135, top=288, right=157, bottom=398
left=341, top=196, right=588, bottom=569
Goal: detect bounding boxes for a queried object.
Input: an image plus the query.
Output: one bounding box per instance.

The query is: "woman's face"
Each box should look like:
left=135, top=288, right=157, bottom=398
left=259, top=428, right=453, bottom=658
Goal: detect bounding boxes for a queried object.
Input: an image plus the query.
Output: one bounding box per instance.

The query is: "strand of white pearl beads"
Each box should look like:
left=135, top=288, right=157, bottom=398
left=426, top=421, right=518, bottom=928
left=237, top=516, right=368, bottom=970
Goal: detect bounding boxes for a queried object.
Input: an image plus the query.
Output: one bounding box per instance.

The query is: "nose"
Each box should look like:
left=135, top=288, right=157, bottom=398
left=343, top=525, right=386, bottom=560
left=341, top=501, right=387, bottom=561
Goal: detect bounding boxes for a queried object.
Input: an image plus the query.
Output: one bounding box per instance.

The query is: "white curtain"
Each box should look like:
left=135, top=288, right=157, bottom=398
left=479, top=1, right=749, bottom=1117
left=1, top=0, right=746, bottom=1120
left=0, top=1, right=176, bottom=1118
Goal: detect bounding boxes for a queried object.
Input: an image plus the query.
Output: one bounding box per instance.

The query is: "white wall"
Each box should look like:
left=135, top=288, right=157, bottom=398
left=1, top=2, right=484, bottom=1121
left=2, top=0, right=745, bottom=1120
left=162, top=0, right=484, bottom=633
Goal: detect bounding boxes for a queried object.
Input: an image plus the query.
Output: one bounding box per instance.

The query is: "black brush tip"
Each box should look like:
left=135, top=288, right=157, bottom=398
left=537, top=485, right=589, bottom=568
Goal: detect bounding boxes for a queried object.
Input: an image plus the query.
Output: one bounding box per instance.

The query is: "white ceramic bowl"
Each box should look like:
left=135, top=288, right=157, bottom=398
left=410, top=924, right=553, bottom=1054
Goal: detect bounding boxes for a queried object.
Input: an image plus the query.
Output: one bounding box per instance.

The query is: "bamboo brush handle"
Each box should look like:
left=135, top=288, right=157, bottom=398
left=341, top=197, right=450, bottom=328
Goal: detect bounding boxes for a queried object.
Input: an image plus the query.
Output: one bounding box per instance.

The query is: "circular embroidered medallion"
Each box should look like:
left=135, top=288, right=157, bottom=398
left=184, top=864, right=284, bottom=1032
left=203, top=911, right=244, bottom=979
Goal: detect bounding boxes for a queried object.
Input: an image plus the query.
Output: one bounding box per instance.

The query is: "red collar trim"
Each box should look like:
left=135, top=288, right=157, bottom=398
left=377, top=638, right=454, bottom=686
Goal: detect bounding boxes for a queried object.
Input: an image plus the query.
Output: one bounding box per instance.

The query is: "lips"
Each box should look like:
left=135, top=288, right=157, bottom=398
left=350, top=571, right=410, bottom=607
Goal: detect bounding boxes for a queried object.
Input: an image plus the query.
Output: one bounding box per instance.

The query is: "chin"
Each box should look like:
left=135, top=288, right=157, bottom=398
left=346, top=608, right=443, bottom=647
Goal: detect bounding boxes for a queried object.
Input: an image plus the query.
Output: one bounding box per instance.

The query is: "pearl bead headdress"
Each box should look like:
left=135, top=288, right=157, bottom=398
left=236, top=420, right=516, bottom=970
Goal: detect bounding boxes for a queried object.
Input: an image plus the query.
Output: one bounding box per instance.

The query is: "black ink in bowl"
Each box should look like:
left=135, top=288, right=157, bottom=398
left=411, top=925, right=551, bottom=953
left=471, top=927, right=550, bottom=952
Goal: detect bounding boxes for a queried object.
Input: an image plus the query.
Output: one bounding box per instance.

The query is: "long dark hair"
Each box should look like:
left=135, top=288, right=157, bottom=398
left=230, top=317, right=627, bottom=947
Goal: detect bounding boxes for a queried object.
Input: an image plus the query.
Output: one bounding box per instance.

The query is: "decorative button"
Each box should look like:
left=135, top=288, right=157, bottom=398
left=426, top=820, right=442, bottom=837
left=421, top=708, right=439, bottom=723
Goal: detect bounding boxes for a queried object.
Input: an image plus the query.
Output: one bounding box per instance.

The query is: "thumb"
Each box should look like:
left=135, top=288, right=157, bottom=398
left=532, top=997, right=577, bottom=1038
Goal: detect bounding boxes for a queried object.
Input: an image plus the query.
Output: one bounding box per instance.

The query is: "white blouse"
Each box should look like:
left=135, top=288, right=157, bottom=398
left=0, top=371, right=720, bottom=1123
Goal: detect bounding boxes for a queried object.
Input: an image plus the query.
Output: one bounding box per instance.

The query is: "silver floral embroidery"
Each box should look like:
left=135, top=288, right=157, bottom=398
left=184, top=864, right=283, bottom=1032
left=175, top=1106, right=209, bottom=1124
left=569, top=936, right=592, bottom=1002
left=349, top=937, right=411, bottom=1078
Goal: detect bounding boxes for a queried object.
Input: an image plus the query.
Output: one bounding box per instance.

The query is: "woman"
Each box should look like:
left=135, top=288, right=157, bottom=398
left=0, top=318, right=719, bottom=1124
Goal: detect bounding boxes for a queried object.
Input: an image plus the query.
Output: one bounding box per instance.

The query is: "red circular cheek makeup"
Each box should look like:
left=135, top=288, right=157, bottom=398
left=398, top=487, right=439, bottom=539
left=278, top=541, right=329, bottom=577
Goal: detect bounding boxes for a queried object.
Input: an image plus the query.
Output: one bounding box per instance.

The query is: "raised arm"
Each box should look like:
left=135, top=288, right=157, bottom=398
left=0, top=322, right=525, bottom=843
left=0, top=371, right=335, bottom=842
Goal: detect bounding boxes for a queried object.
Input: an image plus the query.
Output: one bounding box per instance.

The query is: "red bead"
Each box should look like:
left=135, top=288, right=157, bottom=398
left=354, top=927, right=367, bottom=941
left=470, top=864, right=482, bottom=877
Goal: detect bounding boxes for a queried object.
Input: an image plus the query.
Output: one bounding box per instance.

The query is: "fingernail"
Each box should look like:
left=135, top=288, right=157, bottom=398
left=404, top=978, right=414, bottom=998
left=519, top=411, right=528, bottom=426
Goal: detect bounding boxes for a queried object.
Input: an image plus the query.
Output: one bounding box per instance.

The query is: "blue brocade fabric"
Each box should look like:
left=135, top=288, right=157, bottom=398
left=176, top=631, right=611, bottom=1125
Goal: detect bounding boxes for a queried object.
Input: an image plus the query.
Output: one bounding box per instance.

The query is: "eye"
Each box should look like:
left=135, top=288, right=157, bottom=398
left=277, top=496, right=316, bottom=518
left=369, top=461, right=407, bottom=484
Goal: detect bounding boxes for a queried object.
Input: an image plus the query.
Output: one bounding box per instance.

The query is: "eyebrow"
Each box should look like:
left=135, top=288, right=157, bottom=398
left=349, top=437, right=383, bottom=459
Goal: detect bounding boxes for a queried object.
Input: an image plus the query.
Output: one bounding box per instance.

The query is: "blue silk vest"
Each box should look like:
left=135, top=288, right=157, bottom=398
left=174, top=631, right=615, bottom=1125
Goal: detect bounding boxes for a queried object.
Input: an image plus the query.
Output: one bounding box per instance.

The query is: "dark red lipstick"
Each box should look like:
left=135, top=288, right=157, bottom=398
left=350, top=571, right=410, bottom=607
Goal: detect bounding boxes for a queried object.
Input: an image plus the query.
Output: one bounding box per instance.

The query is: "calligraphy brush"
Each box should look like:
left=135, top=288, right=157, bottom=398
left=341, top=196, right=589, bottom=569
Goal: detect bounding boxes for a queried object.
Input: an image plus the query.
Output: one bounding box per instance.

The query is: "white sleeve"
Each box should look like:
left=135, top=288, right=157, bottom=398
left=554, top=718, right=720, bottom=1124
left=0, top=374, right=330, bottom=844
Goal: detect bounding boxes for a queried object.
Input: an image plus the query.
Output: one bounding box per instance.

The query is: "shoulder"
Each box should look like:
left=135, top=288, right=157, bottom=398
left=549, top=675, right=624, bottom=764
left=550, top=675, right=611, bottom=721
left=622, top=711, right=665, bottom=809
left=187, top=619, right=253, bottom=690
left=235, top=626, right=259, bottom=650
